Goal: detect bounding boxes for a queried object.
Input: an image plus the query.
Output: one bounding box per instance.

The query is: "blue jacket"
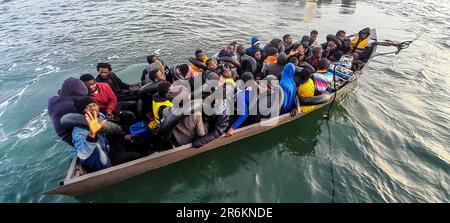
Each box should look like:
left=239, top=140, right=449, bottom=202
left=231, top=90, right=252, bottom=130
left=71, top=113, right=111, bottom=171
left=246, top=36, right=263, bottom=56
left=280, top=63, right=297, bottom=114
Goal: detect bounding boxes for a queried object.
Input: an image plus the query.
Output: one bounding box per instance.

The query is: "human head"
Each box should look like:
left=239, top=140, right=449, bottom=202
left=226, top=42, right=236, bottom=55
left=301, top=35, right=310, bottom=48
left=310, top=30, right=318, bottom=44
left=266, top=47, right=278, bottom=57
left=317, top=58, right=331, bottom=70
left=96, top=62, right=112, bottom=78
left=241, top=72, right=254, bottom=83
left=251, top=36, right=261, bottom=49
left=237, top=44, right=246, bottom=56
left=283, top=34, right=292, bottom=46
left=359, top=27, right=371, bottom=40
left=146, top=55, right=159, bottom=64
left=312, top=47, right=323, bottom=58
left=299, top=68, right=312, bottom=84
left=336, top=30, right=346, bottom=42
left=75, top=97, right=99, bottom=115
left=148, top=69, right=166, bottom=83
left=80, top=74, right=97, bottom=93
left=206, top=58, right=217, bottom=71
left=253, top=50, right=262, bottom=61
left=157, top=81, right=171, bottom=98
left=288, top=56, right=299, bottom=66
left=277, top=53, right=288, bottom=66
left=195, top=49, right=204, bottom=61
left=176, top=64, right=190, bottom=78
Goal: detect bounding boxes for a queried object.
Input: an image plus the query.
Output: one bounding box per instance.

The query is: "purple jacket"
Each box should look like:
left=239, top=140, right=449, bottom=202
left=48, top=77, right=88, bottom=146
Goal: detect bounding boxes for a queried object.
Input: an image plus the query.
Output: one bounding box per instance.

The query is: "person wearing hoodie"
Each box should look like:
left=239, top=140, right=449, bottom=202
left=246, top=36, right=263, bottom=57
left=279, top=63, right=298, bottom=114
left=48, top=77, right=89, bottom=146
left=262, top=38, right=285, bottom=59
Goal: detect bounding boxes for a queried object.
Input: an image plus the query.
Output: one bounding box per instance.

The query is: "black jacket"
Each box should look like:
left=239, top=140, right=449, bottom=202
left=96, top=72, right=130, bottom=96
left=192, top=113, right=229, bottom=148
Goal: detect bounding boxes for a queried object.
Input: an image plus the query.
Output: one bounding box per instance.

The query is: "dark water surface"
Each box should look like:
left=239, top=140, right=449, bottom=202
left=0, top=0, right=448, bottom=202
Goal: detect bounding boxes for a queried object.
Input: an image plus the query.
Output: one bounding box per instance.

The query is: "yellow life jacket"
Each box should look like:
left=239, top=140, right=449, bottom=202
left=297, top=78, right=316, bottom=113
left=148, top=99, right=172, bottom=129
left=190, top=55, right=209, bottom=75
left=351, top=35, right=369, bottom=50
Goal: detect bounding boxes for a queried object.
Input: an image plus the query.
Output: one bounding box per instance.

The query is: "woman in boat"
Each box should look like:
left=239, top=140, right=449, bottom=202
left=253, top=50, right=264, bottom=79
left=279, top=63, right=298, bottom=114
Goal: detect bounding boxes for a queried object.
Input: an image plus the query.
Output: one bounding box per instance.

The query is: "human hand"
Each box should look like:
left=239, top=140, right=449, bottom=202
left=226, top=128, right=234, bottom=137
left=85, top=111, right=106, bottom=138
left=106, top=112, right=114, bottom=120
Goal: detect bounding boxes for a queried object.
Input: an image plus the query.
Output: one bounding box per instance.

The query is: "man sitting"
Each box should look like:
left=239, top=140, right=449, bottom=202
left=95, top=62, right=137, bottom=101
left=80, top=74, right=135, bottom=125
left=312, top=58, right=335, bottom=95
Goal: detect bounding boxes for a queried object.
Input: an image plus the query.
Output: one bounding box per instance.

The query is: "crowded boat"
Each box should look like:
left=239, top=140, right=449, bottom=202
left=47, top=28, right=377, bottom=174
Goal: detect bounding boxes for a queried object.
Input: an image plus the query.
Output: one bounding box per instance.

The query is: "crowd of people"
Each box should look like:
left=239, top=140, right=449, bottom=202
left=48, top=27, right=376, bottom=173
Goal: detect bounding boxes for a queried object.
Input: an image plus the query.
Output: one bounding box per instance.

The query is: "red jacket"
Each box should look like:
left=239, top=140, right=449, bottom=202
left=90, top=83, right=117, bottom=114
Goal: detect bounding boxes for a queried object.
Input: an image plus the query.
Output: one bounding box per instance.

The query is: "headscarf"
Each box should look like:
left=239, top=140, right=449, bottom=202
left=279, top=63, right=297, bottom=113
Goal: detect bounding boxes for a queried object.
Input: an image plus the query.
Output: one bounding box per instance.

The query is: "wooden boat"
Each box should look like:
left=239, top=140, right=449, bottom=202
left=45, top=30, right=377, bottom=196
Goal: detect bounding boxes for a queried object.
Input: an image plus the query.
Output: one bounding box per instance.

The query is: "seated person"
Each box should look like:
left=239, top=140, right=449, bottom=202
left=246, top=36, right=263, bottom=57
left=312, top=58, right=335, bottom=95
left=80, top=74, right=135, bottom=125
left=95, top=62, right=138, bottom=101
left=253, top=50, right=264, bottom=79
left=173, top=64, right=195, bottom=81
left=213, top=41, right=237, bottom=60
left=226, top=72, right=258, bottom=137
left=262, top=52, right=287, bottom=80
left=279, top=63, right=298, bottom=114
left=322, top=41, right=343, bottom=62
left=142, top=55, right=170, bottom=84
left=190, top=49, right=209, bottom=75
left=204, top=58, right=220, bottom=81
left=148, top=81, right=173, bottom=130
left=48, top=77, right=89, bottom=146
left=72, top=97, right=141, bottom=172
left=72, top=97, right=111, bottom=172
left=349, top=27, right=373, bottom=61
left=297, top=69, right=316, bottom=113
left=261, top=47, right=279, bottom=77
left=172, top=110, right=208, bottom=146
left=308, top=47, right=323, bottom=71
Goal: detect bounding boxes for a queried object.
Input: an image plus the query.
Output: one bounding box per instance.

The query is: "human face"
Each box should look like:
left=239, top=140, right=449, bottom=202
left=155, top=70, right=166, bottom=82
left=207, top=60, right=217, bottom=71
left=196, top=52, right=204, bottom=61
left=254, top=51, right=262, bottom=61
left=237, top=45, right=246, bottom=55
left=253, top=43, right=260, bottom=49
left=285, top=36, right=292, bottom=46
left=310, top=33, right=318, bottom=43
left=337, top=32, right=346, bottom=42
left=84, top=80, right=98, bottom=93
left=226, top=45, right=235, bottom=55
left=98, top=67, right=110, bottom=78
left=84, top=102, right=100, bottom=116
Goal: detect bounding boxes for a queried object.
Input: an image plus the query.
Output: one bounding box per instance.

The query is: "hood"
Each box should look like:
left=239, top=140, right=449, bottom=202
left=358, top=27, right=371, bottom=36
left=58, top=77, right=88, bottom=98
left=251, top=36, right=260, bottom=47
left=281, top=63, right=295, bottom=80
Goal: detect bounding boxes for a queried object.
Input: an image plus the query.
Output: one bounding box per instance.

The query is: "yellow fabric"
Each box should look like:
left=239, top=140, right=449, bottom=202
left=297, top=79, right=316, bottom=113
left=149, top=99, right=173, bottom=129
left=351, top=35, right=369, bottom=49
left=225, top=78, right=236, bottom=86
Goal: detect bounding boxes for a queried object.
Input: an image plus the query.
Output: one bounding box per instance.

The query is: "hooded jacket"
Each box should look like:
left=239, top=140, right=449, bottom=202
left=48, top=77, right=88, bottom=146
left=246, top=36, right=263, bottom=56
left=279, top=63, right=297, bottom=114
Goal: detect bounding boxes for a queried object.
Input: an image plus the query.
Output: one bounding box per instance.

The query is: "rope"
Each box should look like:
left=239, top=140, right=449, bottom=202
left=371, top=31, right=421, bottom=58
left=326, top=120, right=335, bottom=203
